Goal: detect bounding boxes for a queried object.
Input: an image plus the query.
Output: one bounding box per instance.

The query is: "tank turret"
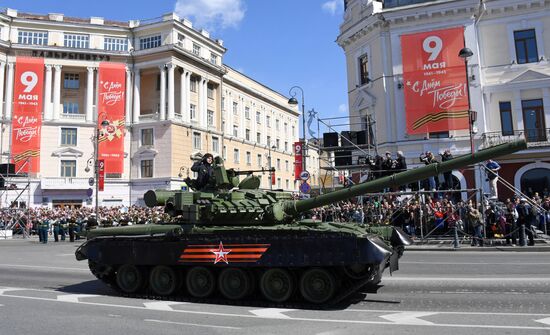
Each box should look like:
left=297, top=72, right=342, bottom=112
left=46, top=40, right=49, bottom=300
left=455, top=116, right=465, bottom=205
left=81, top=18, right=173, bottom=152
left=145, top=140, right=527, bottom=225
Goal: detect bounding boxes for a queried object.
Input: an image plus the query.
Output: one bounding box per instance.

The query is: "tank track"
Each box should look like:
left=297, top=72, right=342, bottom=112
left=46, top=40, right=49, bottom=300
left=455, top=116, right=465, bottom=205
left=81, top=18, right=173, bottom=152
left=88, top=260, right=381, bottom=309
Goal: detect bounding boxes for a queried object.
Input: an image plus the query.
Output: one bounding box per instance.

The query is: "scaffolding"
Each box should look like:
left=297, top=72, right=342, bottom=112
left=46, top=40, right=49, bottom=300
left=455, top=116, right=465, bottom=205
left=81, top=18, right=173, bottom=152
left=0, top=159, right=32, bottom=239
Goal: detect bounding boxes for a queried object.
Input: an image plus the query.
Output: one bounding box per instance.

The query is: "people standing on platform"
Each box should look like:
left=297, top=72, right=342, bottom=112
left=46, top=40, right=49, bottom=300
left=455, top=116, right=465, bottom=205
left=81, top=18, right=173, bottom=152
left=504, top=201, right=518, bottom=246
left=440, top=149, right=454, bottom=190
left=395, top=151, right=408, bottom=190
left=485, top=160, right=501, bottom=199
left=420, top=151, right=438, bottom=195
left=468, top=205, right=484, bottom=246
left=516, top=198, right=535, bottom=246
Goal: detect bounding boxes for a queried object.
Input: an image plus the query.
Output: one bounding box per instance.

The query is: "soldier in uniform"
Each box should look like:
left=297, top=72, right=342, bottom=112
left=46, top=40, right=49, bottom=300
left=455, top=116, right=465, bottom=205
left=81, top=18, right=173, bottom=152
left=68, top=216, right=77, bottom=242
left=52, top=216, right=60, bottom=242
left=39, top=218, right=50, bottom=244
left=191, top=153, right=214, bottom=190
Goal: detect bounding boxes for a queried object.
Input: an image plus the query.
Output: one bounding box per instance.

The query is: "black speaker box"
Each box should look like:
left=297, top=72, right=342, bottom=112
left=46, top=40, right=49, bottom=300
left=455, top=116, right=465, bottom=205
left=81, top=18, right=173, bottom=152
left=334, top=151, right=352, bottom=166
left=356, top=130, right=367, bottom=145
left=0, top=163, right=15, bottom=175
left=323, top=132, right=339, bottom=147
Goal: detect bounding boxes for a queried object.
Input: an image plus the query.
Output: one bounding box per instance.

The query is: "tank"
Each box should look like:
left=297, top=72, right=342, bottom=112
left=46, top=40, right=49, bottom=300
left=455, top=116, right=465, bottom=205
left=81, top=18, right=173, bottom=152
left=76, top=140, right=527, bottom=305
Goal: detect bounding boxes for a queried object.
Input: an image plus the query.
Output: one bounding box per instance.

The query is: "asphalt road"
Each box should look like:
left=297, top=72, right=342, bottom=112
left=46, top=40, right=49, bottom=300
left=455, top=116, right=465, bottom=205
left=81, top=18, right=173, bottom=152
left=0, top=238, right=549, bottom=335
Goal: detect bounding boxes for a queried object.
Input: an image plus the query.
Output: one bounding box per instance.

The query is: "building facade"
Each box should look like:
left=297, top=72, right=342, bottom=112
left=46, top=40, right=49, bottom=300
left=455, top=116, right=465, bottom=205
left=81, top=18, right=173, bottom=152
left=337, top=0, right=550, bottom=199
left=0, top=8, right=299, bottom=208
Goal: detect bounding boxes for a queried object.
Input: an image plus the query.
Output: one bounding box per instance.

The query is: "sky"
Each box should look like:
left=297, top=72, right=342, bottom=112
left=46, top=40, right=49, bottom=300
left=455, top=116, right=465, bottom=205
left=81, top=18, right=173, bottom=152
left=2, top=0, right=349, bottom=137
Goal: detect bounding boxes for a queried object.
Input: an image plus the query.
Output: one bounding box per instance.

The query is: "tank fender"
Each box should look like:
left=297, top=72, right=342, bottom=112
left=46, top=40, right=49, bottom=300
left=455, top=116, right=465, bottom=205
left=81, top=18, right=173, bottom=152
left=390, top=227, right=413, bottom=248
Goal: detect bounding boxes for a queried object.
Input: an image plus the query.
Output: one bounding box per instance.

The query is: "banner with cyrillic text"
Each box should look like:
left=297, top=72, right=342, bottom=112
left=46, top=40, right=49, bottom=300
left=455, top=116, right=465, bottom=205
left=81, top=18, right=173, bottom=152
left=11, top=57, right=44, bottom=173
left=98, top=62, right=126, bottom=174
left=401, top=27, right=470, bottom=134
left=294, top=141, right=303, bottom=180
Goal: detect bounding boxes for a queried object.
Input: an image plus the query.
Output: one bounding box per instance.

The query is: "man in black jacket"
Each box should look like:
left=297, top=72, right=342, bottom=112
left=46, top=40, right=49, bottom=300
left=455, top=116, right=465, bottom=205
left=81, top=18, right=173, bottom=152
left=191, top=153, right=214, bottom=190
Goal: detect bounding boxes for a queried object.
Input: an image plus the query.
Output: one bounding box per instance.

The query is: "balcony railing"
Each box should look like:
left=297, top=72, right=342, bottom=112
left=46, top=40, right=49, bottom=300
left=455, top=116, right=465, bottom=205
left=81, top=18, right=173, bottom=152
left=60, top=113, right=86, bottom=120
left=40, top=177, right=90, bottom=190
left=139, top=113, right=159, bottom=122
left=481, top=128, right=550, bottom=149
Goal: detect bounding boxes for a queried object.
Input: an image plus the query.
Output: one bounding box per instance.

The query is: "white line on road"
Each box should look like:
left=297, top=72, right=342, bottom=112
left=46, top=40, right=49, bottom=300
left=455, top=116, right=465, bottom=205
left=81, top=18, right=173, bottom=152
left=346, top=308, right=550, bottom=317
left=57, top=294, right=99, bottom=303
left=535, top=317, right=550, bottom=326
left=144, top=319, right=241, bottom=330
left=249, top=308, right=295, bottom=319
left=384, top=276, right=550, bottom=282
left=143, top=301, right=186, bottom=311
left=1, top=288, right=549, bottom=331
left=379, top=312, right=436, bottom=325
left=0, top=263, right=88, bottom=272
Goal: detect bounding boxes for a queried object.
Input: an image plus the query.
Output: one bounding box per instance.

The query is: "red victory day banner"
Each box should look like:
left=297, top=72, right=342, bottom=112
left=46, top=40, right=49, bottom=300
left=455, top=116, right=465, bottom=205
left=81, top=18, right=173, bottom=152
left=97, top=62, right=126, bottom=174
left=11, top=57, right=44, bottom=173
left=401, top=27, right=470, bottom=134
left=294, top=141, right=303, bottom=180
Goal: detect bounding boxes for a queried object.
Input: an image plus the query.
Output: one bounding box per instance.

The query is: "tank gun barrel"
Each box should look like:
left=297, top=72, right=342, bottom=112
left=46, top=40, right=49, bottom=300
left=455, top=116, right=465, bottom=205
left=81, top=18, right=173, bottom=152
left=279, top=140, right=527, bottom=217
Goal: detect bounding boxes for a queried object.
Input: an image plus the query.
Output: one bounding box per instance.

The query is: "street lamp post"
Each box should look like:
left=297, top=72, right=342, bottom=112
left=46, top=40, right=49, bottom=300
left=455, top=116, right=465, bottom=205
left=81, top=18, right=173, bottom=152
left=459, top=47, right=475, bottom=154
left=288, top=86, right=306, bottom=172
left=86, top=119, right=110, bottom=225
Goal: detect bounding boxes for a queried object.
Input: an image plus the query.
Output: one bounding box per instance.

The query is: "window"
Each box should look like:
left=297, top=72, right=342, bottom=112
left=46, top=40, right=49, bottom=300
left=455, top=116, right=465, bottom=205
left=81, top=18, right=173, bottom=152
left=277, top=178, right=281, bottom=189
left=140, top=159, right=153, bottom=178
left=60, top=160, right=76, bottom=177
left=140, top=35, right=161, bottom=49
left=246, top=152, right=251, bottom=165
left=190, top=104, right=197, bottom=120
left=207, top=84, right=215, bottom=99
left=276, top=139, right=280, bottom=150
left=286, top=179, right=289, bottom=190
left=256, top=132, right=261, bottom=144
left=266, top=115, right=271, bottom=128
left=207, top=110, right=214, bottom=126
left=190, top=77, right=198, bottom=92
left=193, top=43, right=201, bottom=56
left=276, top=119, right=280, bottom=131
left=233, top=149, right=240, bottom=163
left=223, top=145, right=227, bottom=159
left=212, top=136, right=219, bottom=153
left=499, top=102, right=514, bottom=136
left=104, top=37, right=128, bottom=51
left=522, top=99, right=546, bottom=142
left=514, top=29, right=538, bottom=64
left=285, top=160, right=289, bottom=171
left=193, top=132, right=201, bottom=150
left=256, top=111, right=261, bottom=123
left=245, top=107, right=250, bottom=119
left=61, top=128, right=77, bottom=146
left=177, top=33, right=185, bottom=46
left=18, top=30, right=48, bottom=45
left=233, top=125, right=239, bottom=137
left=267, top=136, right=271, bottom=146
left=284, top=141, right=288, bottom=152
left=277, top=159, right=281, bottom=170
left=292, top=126, right=295, bottom=138
left=141, top=128, right=153, bottom=146
left=233, top=102, right=238, bottom=116
left=64, top=34, right=89, bottom=49
left=245, top=129, right=250, bottom=141
left=359, top=53, right=369, bottom=85
left=64, top=73, right=80, bottom=89
left=63, top=101, right=79, bottom=114
left=284, top=123, right=288, bottom=135
left=210, top=53, right=218, bottom=65
left=257, top=154, right=262, bottom=167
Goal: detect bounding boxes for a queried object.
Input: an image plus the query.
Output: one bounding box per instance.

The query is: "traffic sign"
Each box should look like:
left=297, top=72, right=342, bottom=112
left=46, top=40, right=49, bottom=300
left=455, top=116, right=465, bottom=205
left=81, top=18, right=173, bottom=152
left=299, top=181, right=311, bottom=194
left=299, top=170, right=310, bottom=181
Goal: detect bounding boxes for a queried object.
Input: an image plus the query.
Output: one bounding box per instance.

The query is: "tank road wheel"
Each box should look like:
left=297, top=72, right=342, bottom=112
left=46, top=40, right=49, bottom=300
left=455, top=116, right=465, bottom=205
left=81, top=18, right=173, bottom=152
left=299, top=268, right=336, bottom=304
left=260, top=268, right=295, bottom=303
left=186, top=267, right=215, bottom=298
left=150, top=265, right=181, bottom=296
left=218, top=268, right=252, bottom=300
left=116, top=264, right=145, bottom=294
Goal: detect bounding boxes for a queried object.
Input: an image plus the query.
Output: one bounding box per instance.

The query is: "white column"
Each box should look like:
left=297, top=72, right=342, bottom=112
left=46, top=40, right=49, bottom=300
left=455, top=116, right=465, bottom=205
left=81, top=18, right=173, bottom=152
left=513, top=90, right=523, bottom=131
left=125, top=67, right=132, bottom=123
left=132, top=69, right=141, bottom=124
left=53, top=65, right=62, bottom=120
left=86, top=67, right=95, bottom=122
left=185, top=72, right=191, bottom=123
left=159, top=65, right=166, bottom=121
left=180, top=69, right=189, bottom=122
left=4, top=62, right=14, bottom=120
left=43, top=64, right=53, bottom=120
left=167, top=63, right=175, bottom=120
left=0, top=62, right=5, bottom=119
left=200, top=78, right=208, bottom=128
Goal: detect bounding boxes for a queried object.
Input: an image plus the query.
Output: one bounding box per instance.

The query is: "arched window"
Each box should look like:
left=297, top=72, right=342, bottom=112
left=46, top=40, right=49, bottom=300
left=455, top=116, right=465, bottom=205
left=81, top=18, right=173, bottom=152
left=520, top=168, right=550, bottom=197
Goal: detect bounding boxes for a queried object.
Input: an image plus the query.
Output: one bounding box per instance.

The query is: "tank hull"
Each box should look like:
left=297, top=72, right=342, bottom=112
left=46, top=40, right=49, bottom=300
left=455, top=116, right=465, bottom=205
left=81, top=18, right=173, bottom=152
left=76, top=224, right=410, bottom=306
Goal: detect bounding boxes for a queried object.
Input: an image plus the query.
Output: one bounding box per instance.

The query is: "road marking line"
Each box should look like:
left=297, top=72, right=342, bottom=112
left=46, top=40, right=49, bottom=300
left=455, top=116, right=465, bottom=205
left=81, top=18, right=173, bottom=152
left=346, top=309, right=550, bottom=317
left=144, top=319, right=241, bottom=330
left=250, top=308, right=295, bottom=319
left=379, top=312, right=436, bottom=325
left=57, top=294, right=99, bottom=303
left=0, top=263, right=88, bottom=272
left=535, top=317, right=550, bottom=326
left=1, top=289, right=549, bottom=331
left=0, top=288, right=21, bottom=295
left=143, top=301, right=186, bottom=311
left=385, top=276, right=550, bottom=282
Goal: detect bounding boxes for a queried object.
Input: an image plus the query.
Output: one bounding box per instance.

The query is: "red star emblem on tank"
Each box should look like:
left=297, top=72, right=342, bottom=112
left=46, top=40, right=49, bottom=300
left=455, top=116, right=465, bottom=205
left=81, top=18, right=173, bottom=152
left=210, top=242, right=232, bottom=264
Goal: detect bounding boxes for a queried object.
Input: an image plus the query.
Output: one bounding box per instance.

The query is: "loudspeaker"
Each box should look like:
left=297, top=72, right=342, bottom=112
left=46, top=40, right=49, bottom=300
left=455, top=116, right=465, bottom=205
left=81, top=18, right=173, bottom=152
left=0, top=163, right=15, bottom=175
left=356, top=130, right=367, bottom=145
left=341, top=131, right=352, bottom=146
left=323, top=132, right=339, bottom=147
left=334, top=151, right=352, bottom=167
